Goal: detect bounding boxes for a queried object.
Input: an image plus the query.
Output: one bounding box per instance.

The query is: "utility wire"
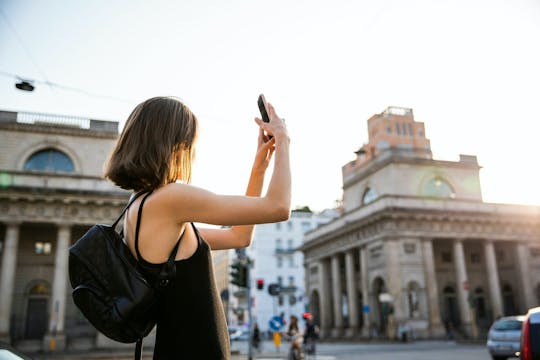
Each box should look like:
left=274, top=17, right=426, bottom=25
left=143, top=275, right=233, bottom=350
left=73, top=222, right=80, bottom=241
left=0, top=70, right=135, bottom=104
left=0, top=8, right=52, bottom=89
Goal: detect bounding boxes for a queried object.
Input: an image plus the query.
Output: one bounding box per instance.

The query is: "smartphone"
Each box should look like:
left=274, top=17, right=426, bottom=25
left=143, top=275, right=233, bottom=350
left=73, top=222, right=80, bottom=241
left=257, top=94, right=271, bottom=123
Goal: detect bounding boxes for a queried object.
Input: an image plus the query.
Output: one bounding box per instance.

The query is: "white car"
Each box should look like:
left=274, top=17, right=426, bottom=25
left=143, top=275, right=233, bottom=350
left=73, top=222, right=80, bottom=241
left=486, top=315, right=524, bottom=360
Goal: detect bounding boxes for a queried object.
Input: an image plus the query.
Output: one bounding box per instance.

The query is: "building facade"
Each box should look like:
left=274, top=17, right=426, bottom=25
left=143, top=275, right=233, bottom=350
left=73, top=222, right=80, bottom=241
left=302, top=107, right=540, bottom=339
left=241, top=209, right=338, bottom=335
left=0, top=110, right=129, bottom=351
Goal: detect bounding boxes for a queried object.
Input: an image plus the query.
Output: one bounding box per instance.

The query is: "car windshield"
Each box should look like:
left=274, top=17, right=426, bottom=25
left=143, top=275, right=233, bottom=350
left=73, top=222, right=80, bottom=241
left=493, top=319, right=522, bottom=331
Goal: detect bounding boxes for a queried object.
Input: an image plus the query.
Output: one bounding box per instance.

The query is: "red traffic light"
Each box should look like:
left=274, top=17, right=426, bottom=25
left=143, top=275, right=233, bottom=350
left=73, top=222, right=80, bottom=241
left=303, top=312, right=312, bottom=320
left=256, top=279, right=264, bottom=290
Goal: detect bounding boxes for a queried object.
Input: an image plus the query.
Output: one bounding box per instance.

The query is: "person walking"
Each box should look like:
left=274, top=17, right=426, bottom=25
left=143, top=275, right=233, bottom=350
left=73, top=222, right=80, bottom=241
left=287, top=315, right=304, bottom=360
left=104, top=96, right=291, bottom=359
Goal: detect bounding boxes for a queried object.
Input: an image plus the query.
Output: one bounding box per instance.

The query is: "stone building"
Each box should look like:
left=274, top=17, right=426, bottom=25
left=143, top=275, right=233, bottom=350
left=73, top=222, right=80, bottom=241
left=0, top=110, right=129, bottom=351
left=302, top=107, right=540, bottom=339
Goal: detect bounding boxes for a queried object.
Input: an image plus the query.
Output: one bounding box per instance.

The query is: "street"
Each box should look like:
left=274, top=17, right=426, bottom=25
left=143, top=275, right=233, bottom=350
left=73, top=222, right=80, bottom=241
left=230, top=340, right=516, bottom=360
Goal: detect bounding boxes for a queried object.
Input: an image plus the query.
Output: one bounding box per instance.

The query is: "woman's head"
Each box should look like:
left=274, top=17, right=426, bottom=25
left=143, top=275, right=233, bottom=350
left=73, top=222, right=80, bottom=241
left=105, top=96, right=198, bottom=191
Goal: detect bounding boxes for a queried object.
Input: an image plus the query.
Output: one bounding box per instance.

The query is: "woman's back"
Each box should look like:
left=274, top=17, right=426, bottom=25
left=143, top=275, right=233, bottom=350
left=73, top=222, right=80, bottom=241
left=125, top=192, right=230, bottom=359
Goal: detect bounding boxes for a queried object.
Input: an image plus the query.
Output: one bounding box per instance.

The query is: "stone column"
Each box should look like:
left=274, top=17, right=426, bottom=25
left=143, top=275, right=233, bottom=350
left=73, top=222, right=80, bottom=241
left=319, top=259, right=333, bottom=338
left=484, top=240, right=503, bottom=319
left=422, top=239, right=444, bottom=337
left=0, top=223, right=20, bottom=343
left=345, top=249, right=359, bottom=337
left=331, top=254, right=343, bottom=337
left=515, top=243, right=535, bottom=312
left=453, top=240, right=472, bottom=335
left=359, top=246, right=370, bottom=337
left=43, top=224, right=71, bottom=351
left=385, top=240, right=403, bottom=340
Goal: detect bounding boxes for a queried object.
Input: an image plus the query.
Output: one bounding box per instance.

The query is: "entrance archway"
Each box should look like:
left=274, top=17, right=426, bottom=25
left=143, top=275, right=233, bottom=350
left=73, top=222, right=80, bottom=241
left=310, top=290, right=321, bottom=326
left=442, top=285, right=460, bottom=327
left=25, top=282, right=49, bottom=339
left=372, top=277, right=387, bottom=334
left=502, top=284, right=517, bottom=315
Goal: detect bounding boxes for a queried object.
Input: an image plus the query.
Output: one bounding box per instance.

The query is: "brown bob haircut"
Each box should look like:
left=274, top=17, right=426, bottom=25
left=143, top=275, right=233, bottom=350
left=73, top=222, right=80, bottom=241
left=104, top=96, right=198, bottom=191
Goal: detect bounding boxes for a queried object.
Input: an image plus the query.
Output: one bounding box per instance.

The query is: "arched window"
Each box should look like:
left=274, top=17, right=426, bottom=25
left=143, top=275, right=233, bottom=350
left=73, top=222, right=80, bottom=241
left=24, top=148, right=75, bottom=172
left=362, top=187, right=378, bottom=205
left=423, top=177, right=455, bottom=198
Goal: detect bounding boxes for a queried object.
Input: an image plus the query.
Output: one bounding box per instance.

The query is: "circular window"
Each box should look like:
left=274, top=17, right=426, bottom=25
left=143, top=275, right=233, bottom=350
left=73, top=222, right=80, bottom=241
left=24, top=148, right=75, bottom=172
left=423, top=177, right=455, bottom=198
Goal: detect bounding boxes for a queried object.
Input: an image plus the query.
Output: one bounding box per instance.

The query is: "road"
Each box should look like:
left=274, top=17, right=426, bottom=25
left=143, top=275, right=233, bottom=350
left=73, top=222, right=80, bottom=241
left=230, top=339, right=517, bottom=360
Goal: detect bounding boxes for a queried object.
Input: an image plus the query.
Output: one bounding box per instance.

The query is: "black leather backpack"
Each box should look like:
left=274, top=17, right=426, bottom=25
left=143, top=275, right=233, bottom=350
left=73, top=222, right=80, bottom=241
left=69, top=191, right=179, bottom=359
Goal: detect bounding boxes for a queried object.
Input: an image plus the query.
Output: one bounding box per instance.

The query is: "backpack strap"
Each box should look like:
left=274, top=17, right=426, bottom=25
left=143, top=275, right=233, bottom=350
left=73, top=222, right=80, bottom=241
left=134, top=338, right=143, bottom=360
left=112, top=190, right=148, bottom=229
left=133, top=191, right=185, bottom=287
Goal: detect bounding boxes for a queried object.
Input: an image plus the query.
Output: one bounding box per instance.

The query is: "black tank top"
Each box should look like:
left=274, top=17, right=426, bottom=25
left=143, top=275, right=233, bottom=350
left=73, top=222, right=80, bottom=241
left=133, top=192, right=230, bottom=359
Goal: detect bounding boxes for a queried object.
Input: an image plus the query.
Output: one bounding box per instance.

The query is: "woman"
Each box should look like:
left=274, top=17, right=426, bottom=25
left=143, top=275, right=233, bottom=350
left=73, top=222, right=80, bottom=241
left=104, top=96, right=290, bottom=359
left=287, top=315, right=304, bottom=360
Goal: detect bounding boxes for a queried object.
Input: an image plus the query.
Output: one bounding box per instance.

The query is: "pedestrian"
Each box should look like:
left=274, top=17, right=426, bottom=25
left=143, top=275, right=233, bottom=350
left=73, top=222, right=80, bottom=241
left=287, top=315, right=304, bottom=359
left=104, top=96, right=290, bottom=359
left=252, top=323, right=261, bottom=351
left=303, top=315, right=319, bottom=355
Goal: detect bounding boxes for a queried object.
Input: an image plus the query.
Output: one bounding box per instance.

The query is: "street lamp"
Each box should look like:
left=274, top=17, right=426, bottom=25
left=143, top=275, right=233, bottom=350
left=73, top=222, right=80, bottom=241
left=15, top=80, right=34, bottom=91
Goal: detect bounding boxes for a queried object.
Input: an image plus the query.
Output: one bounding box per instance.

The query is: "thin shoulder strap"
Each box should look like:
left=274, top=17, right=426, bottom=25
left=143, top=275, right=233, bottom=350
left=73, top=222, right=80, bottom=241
left=133, top=191, right=185, bottom=287
left=134, top=191, right=153, bottom=262
left=112, top=190, right=148, bottom=229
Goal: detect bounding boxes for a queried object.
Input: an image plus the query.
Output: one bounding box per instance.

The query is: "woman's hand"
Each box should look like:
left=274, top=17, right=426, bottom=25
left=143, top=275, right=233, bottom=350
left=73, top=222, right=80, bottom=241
left=254, top=102, right=288, bottom=141
left=252, top=128, right=276, bottom=174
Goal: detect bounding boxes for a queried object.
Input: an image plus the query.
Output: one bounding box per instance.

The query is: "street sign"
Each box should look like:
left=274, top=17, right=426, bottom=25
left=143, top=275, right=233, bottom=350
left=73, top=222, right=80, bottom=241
left=269, top=315, right=284, bottom=331
left=362, top=305, right=370, bottom=313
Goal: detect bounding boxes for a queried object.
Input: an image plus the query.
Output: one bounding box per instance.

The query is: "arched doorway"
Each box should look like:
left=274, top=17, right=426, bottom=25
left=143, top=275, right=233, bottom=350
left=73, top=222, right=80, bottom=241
left=372, top=277, right=388, bottom=334
left=473, top=287, right=489, bottom=330
left=442, top=285, right=460, bottom=328
left=502, top=284, right=517, bottom=316
left=310, top=290, right=321, bottom=327
left=25, top=282, right=50, bottom=339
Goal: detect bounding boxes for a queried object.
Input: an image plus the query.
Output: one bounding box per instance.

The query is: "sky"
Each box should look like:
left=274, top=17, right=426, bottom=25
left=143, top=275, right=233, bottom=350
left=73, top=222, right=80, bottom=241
left=1, top=0, right=540, bottom=211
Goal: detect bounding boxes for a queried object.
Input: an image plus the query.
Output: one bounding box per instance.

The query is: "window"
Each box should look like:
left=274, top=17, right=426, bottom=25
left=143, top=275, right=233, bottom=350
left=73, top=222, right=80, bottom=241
left=277, top=257, right=283, bottom=268
left=287, top=222, right=293, bottom=231
left=276, top=239, right=282, bottom=250
left=289, top=295, right=296, bottom=306
left=278, top=295, right=284, bottom=306
left=277, top=276, right=283, bottom=285
left=288, top=276, right=295, bottom=286
left=288, top=256, right=295, bottom=267
left=441, top=251, right=452, bottom=263
left=276, top=222, right=282, bottom=230
left=407, top=123, right=413, bottom=136
left=35, top=242, right=52, bottom=255
left=407, top=282, right=420, bottom=318
left=362, top=187, right=378, bottom=205
left=301, top=222, right=311, bottom=231
left=287, top=239, right=293, bottom=250
left=24, top=148, right=75, bottom=172
left=395, top=123, right=401, bottom=135
left=423, top=177, right=455, bottom=198
left=386, top=126, right=392, bottom=134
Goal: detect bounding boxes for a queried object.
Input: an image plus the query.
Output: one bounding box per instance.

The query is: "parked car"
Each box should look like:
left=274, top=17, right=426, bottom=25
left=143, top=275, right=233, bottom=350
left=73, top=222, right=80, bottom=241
left=0, top=341, right=34, bottom=360
left=486, top=315, right=524, bottom=360
left=520, top=306, right=540, bottom=360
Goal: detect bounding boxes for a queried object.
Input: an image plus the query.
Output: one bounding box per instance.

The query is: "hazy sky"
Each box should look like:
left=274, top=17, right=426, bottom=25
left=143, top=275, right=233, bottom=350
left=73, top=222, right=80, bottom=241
left=1, top=0, right=539, bottom=211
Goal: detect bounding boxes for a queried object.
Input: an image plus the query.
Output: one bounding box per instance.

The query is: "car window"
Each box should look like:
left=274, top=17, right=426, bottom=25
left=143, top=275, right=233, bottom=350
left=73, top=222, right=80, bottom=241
left=493, top=319, right=522, bottom=331
left=0, top=349, right=27, bottom=360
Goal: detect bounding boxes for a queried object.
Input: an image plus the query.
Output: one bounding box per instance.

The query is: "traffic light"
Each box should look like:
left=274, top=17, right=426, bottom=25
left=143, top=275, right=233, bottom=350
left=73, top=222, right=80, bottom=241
left=230, top=261, right=247, bottom=288
left=256, top=279, right=264, bottom=290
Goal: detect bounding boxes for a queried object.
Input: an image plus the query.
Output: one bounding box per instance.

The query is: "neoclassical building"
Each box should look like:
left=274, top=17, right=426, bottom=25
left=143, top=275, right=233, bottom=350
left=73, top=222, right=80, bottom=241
left=302, top=107, right=540, bottom=339
left=0, top=110, right=129, bottom=351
